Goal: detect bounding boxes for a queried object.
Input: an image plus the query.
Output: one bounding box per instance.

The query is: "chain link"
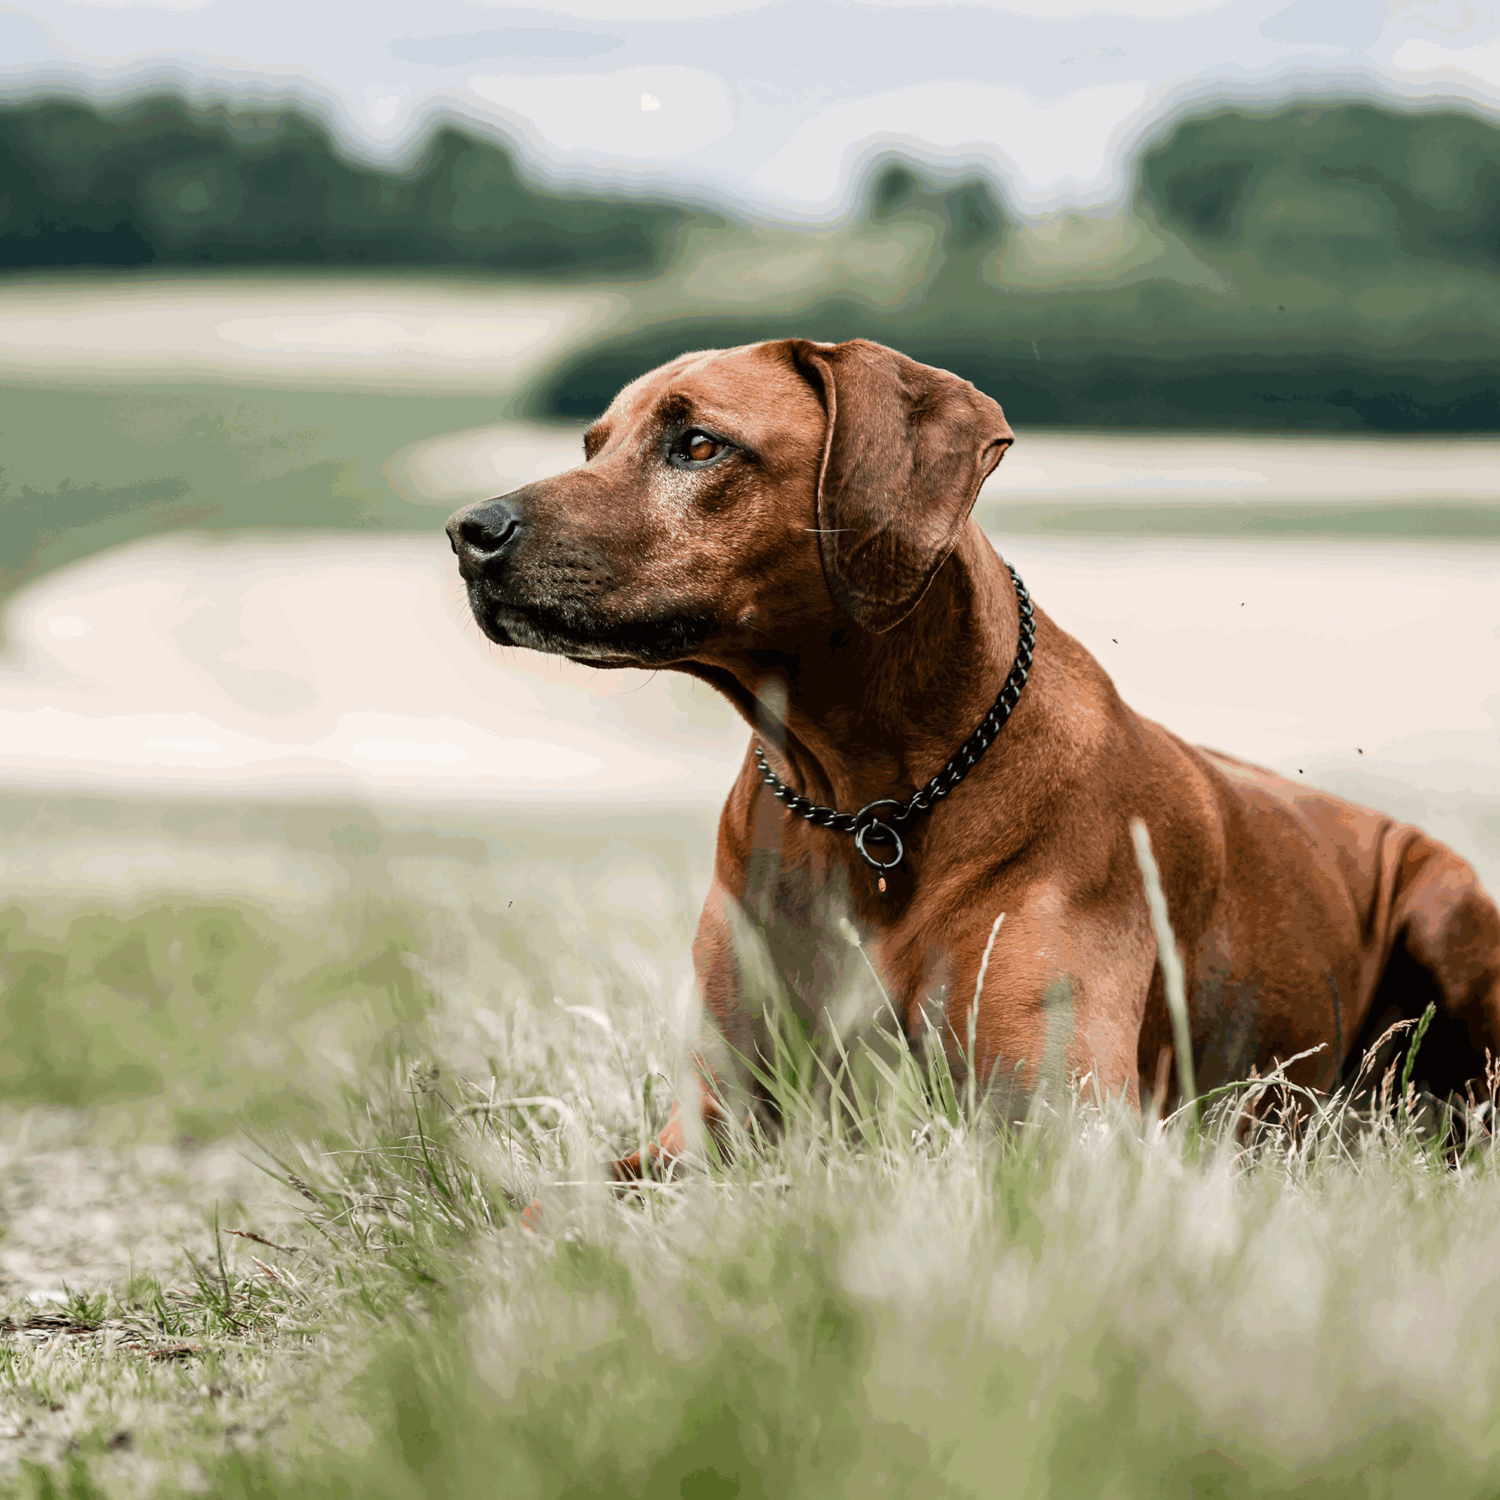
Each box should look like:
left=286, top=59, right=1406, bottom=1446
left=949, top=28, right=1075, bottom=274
left=752, top=562, right=1035, bottom=875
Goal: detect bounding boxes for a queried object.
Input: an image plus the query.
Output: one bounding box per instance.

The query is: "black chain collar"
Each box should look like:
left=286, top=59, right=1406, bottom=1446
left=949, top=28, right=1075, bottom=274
left=752, top=562, right=1035, bottom=884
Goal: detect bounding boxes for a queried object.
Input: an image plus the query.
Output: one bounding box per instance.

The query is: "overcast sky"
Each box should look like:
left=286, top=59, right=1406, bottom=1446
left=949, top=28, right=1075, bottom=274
left=3, top=0, right=1499, bottom=216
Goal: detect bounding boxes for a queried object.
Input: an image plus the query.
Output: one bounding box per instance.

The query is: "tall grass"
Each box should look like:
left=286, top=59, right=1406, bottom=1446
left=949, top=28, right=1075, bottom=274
left=210, top=959, right=1500, bottom=1499
left=5, top=810, right=1500, bottom=1498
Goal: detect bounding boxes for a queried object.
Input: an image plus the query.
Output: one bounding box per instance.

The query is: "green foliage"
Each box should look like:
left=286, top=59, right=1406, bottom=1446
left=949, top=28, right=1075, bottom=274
left=0, top=898, right=436, bottom=1138
left=0, top=474, right=190, bottom=591
left=0, top=383, right=517, bottom=599
left=1152, top=156, right=1257, bottom=239
left=539, top=101, right=1500, bottom=431
left=862, top=157, right=1008, bottom=254
left=0, top=97, right=705, bottom=276
left=1141, top=103, right=1500, bottom=272
left=540, top=314, right=1500, bottom=431
left=19, top=1459, right=104, bottom=1500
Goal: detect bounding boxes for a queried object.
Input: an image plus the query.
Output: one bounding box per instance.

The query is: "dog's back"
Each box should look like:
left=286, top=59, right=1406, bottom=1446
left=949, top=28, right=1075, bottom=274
left=1155, top=741, right=1500, bottom=1097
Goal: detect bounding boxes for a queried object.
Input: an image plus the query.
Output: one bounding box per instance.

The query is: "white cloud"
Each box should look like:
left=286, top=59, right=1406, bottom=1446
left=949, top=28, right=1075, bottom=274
left=468, top=0, right=773, bottom=15
left=1391, top=36, right=1500, bottom=90
left=370, top=95, right=405, bottom=127
left=843, top=0, right=1231, bottom=12
left=469, top=65, right=735, bottom=158
left=754, top=79, right=1151, bottom=209
left=55, top=0, right=216, bottom=8
left=364, top=86, right=411, bottom=132
left=467, top=0, right=1220, bottom=10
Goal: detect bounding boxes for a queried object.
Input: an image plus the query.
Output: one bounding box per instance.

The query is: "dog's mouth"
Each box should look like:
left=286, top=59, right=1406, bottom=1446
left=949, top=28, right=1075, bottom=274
left=467, top=587, right=717, bottom=669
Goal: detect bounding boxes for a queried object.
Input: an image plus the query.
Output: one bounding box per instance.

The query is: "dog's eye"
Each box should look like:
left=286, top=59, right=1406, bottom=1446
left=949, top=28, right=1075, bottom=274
left=675, top=430, right=726, bottom=466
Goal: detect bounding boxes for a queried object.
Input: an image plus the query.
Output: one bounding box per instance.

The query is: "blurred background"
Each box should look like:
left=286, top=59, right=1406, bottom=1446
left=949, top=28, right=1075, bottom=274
left=1, top=0, right=1498, bottom=1139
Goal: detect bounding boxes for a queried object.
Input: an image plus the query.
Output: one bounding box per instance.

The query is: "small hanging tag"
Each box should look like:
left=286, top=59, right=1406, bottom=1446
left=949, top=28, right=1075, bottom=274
left=878, top=877, right=887, bottom=894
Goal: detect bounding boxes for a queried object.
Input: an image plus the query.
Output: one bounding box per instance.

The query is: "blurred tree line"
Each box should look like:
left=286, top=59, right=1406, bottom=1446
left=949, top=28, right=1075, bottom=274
left=542, top=104, right=1500, bottom=430
left=0, top=94, right=705, bottom=274
left=2, top=92, right=1498, bottom=429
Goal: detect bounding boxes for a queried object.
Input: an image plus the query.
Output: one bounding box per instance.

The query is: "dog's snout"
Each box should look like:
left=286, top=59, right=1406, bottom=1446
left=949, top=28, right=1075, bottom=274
left=447, top=500, right=524, bottom=571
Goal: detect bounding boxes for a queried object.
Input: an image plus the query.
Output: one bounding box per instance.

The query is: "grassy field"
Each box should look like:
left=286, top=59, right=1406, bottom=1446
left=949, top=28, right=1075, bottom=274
left=4, top=264, right=1500, bottom=1495
left=4, top=794, right=1500, bottom=1497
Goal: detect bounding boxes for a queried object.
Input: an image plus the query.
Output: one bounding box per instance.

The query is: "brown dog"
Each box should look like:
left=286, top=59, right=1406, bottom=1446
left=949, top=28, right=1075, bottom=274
left=448, top=338, right=1500, bottom=1157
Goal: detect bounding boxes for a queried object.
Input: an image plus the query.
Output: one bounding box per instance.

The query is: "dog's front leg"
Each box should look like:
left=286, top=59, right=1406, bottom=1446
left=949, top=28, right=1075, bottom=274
left=608, top=1077, right=732, bottom=1182
left=591, top=878, right=743, bottom=1187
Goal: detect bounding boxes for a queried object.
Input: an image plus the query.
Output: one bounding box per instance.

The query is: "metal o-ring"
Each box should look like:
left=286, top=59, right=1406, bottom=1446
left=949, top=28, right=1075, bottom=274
left=853, top=797, right=903, bottom=832
left=854, top=820, right=904, bottom=872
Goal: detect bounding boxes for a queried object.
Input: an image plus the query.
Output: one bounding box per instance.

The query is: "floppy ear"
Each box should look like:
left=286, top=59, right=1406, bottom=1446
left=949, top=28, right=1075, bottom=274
left=788, top=339, right=1013, bottom=634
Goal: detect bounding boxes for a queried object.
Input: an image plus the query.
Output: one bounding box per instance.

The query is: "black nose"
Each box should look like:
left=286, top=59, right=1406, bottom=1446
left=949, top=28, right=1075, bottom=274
left=447, top=499, right=523, bottom=571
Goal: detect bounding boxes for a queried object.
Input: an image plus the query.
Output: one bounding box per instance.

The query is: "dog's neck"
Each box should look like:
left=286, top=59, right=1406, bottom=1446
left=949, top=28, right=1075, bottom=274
left=700, top=524, right=1021, bottom=814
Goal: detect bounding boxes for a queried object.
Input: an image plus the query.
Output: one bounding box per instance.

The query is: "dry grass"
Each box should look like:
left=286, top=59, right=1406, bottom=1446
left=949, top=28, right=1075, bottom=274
left=3, top=799, right=1500, bottom=1498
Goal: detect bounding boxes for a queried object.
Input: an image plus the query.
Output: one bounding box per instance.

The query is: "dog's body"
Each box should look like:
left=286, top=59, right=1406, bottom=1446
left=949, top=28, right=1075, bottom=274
left=449, top=338, right=1500, bottom=1143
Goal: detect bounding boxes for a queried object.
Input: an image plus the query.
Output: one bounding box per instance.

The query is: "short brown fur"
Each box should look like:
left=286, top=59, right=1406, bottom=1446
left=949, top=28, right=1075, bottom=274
left=448, top=338, right=1500, bottom=1169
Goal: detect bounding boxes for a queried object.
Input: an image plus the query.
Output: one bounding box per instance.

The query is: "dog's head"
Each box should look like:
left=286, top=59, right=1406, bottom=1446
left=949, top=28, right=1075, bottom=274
left=447, top=338, right=1012, bottom=667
